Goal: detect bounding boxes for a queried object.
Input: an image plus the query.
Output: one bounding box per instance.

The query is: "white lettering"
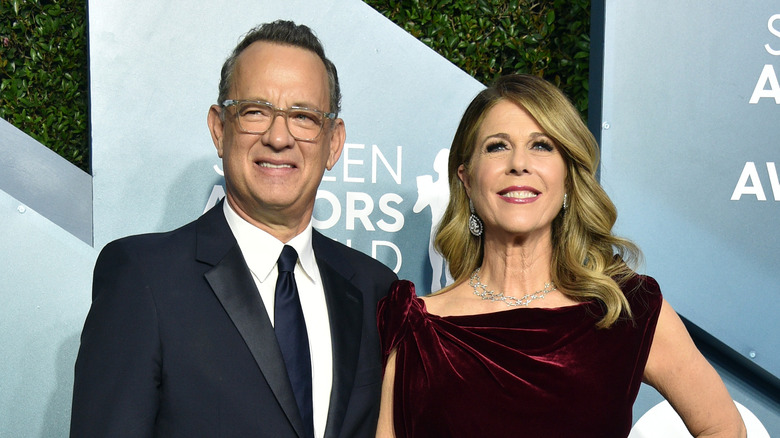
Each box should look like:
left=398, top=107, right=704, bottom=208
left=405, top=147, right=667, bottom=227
left=373, top=240, right=402, bottom=273
left=731, top=162, right=767, bottom=201
left=313, top=190, right=342, bottom=229
left=377, top=193, right=404, bottom=232
left=749, top=65, right=780, bottom=104
left=342, top=143, right=365, bottom=183
left=346, top=192, right=375, bottom=231
left=372, top=145, right=402, bottom=184
left=766, top=14, right=780, bottom=55
left=768, top=162, right=780, bottom=201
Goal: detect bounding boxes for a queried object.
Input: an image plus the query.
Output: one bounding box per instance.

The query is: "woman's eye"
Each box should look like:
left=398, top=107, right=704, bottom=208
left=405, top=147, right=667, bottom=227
left=485, top=142, right=508, bottom=153
left=531, top=141, right=554, bottom=152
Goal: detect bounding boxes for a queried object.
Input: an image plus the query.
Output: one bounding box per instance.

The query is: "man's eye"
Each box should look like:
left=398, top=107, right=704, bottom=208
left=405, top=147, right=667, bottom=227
left=241, top=106, right=272, bottom=117
left=291, top=111, right=320, bottom=125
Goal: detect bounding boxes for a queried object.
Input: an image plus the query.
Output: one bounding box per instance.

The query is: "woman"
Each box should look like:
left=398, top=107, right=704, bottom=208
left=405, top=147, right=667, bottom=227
left=376, top=74, right=745, bottom=437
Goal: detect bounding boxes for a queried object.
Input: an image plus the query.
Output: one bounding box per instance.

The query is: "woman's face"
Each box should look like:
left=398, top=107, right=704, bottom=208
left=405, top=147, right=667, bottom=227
left=458, top=100, right=567, bottom=242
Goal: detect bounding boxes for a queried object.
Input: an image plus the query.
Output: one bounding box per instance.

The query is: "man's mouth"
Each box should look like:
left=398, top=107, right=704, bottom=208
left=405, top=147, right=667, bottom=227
left=258, top=162, right=294, bottom=169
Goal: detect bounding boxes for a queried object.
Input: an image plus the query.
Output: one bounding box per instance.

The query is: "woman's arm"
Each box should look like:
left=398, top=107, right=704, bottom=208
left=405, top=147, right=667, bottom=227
left=376, top=349, right=398, bottom=438
left=643, top=299, right=746, bottom=437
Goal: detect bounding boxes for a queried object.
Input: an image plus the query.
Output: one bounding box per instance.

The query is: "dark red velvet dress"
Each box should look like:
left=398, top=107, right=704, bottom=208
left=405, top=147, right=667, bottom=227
left=378, top=275, right=663, bottom=438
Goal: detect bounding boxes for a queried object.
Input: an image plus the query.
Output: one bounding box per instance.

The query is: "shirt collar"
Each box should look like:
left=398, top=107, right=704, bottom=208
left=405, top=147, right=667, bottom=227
left=222, top=200, right=317, bottom=284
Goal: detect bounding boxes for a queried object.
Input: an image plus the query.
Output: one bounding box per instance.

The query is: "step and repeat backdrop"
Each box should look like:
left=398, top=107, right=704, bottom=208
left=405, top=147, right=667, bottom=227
left=3, top=1, right=482, bottom=435
left=599, top=1, right=779, bottom=429
left=88, top=0, right=483, bottom=292
left=1, top=0, right=778, bottom=435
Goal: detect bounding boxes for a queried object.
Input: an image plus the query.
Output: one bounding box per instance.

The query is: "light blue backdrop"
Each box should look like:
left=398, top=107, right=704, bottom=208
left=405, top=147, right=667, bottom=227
left=88, top=0, right=483, bottom=291
left=1, top=0, right=778, bottom=436
left=599, top=0, right=780, bottom=433
left=2, top=1, right=481, bottom=435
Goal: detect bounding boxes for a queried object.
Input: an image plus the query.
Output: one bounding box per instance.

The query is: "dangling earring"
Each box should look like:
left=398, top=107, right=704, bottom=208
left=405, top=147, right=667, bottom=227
left=468, top=200, right=483, bottom=237
left=562, top=193, right=568, bottom=210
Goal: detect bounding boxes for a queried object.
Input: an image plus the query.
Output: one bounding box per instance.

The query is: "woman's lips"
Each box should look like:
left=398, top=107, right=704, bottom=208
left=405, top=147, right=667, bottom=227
left=498, top=186, right=539, bottom=203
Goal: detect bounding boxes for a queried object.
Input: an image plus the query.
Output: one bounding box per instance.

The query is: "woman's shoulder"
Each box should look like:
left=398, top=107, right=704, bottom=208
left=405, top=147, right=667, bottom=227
left=622, top=273, right=661, bottom=294
left=620, top=273, right=664, bottom=318
left=378, top=280, right=426, bottom=327
left=379, top=279, right=420, bottom=308
left=377, top=280, right=427, bottom=359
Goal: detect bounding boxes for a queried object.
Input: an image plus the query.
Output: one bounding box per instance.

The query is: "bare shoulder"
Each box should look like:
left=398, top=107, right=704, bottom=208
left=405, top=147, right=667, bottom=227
left=420, top=282, right=488, bottom=317
left=419, top=291, right=448, bottom=316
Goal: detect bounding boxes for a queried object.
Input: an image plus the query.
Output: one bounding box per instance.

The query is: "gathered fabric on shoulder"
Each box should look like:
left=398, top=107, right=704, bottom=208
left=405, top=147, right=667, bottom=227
left=377, top=276, right=663, bottom=438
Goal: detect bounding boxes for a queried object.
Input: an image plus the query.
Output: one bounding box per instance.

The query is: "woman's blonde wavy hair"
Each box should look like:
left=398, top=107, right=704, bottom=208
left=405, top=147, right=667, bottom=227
left=434, top=74, right=641, bottom=328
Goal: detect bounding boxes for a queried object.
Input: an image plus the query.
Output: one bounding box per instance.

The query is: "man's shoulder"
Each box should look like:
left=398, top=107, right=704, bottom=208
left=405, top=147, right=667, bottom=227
left=312, top=231, right=396, bottom=279
left=102, top=204, right=226, bottom=255
left=105, top=219, right=196, bottom=251
left=97, top=213, right=210, bottom=267
left=312, top=230, right=398, bottom=290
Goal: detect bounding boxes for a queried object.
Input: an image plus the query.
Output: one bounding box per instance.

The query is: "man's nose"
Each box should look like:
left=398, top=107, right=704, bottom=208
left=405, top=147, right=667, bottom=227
left=263, top=113, right=295, bottom=149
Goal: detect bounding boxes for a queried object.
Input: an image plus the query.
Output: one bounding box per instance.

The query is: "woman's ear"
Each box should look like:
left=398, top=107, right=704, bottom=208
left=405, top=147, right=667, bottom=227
left=457, top=164, right=471, bottom=197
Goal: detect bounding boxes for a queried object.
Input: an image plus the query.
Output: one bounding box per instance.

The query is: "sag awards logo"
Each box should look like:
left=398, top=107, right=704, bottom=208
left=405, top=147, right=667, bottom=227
left=732, top=13, right=779, bottom=202
left=412, top=149, right=455, bottom=292
left=203, top=144, right=454, bottom=291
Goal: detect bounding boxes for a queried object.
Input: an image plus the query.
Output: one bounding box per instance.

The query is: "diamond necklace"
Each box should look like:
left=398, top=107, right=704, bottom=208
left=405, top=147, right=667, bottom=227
left=469, top=268, right=556, bottom=307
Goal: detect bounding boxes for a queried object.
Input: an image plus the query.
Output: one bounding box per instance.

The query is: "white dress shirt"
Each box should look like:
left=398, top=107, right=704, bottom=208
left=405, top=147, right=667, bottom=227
left=223, top=201, right=333, bottom=438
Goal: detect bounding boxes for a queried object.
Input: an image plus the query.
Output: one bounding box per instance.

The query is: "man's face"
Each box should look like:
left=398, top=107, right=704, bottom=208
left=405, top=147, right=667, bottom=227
left=208, top=42, right=344, bottom=237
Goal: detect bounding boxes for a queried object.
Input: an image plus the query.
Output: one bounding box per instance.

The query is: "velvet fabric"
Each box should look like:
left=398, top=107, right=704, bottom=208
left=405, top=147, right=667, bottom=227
left=378, top=275, right=663, bottom=438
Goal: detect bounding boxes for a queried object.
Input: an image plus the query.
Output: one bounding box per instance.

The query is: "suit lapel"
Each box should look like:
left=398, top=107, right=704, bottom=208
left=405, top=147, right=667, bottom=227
left=197, top=203, right=306, bottom=438
left=314, top=233, right=364, bottom=438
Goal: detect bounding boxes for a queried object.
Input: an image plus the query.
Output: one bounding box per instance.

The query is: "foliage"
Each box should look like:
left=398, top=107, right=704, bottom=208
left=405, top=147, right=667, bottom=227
left=0, top=1, right=589, bottom=172
left=0, top=0, right=89, bottom=172
left=363, top=0, right=591, bottom=116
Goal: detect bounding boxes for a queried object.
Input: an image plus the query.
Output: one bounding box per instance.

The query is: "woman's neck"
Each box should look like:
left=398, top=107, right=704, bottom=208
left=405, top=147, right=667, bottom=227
left=479, top=231, right=554, bottom=296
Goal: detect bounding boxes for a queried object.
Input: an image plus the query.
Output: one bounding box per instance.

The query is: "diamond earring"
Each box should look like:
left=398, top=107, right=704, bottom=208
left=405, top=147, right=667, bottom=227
left=468, top=200, right=483, bottom=237
left=563, top=193, right=568, bottom=210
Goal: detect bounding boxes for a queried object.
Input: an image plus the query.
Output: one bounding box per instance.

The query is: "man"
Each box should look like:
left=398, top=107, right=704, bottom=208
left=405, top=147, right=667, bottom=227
left=71, top=20, right=397, bottom=438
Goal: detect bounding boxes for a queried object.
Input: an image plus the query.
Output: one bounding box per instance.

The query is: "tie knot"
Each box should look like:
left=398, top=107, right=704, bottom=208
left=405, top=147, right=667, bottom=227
left=277, top=245, right=298, bottom=273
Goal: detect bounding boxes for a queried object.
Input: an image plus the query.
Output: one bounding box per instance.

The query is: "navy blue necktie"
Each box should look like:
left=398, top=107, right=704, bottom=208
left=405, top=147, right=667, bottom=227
left=274, top=245, right=314, bottom=438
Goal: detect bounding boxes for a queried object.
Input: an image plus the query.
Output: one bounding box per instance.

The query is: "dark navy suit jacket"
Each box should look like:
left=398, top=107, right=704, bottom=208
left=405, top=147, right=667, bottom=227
left=71, top=202, right=397, bottom=437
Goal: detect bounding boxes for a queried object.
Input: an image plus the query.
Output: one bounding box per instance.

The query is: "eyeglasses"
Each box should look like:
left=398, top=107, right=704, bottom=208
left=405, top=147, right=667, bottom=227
left=221, top=99, right=337, bottom=141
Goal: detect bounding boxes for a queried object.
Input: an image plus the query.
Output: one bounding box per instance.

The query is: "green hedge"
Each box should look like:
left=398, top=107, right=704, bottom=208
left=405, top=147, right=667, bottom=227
left=0, top=1, right=589, bottom=173
left=1, top=0, right=89, bottom=172
left=363, top=0, right=591, bottom=115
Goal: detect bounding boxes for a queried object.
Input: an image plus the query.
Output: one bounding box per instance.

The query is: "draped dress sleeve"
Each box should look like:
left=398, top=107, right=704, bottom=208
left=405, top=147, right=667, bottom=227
left=377, top=280, right=421, bottom=366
